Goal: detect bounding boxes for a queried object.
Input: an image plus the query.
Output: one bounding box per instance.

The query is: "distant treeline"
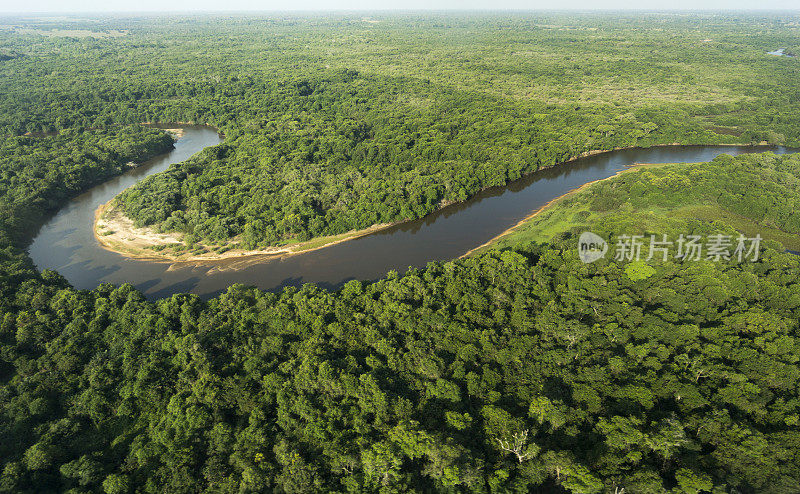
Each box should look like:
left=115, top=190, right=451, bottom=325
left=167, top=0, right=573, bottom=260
left=1, top=13, right=800, bottom=493
left=1, top=13, right=799, bottom=248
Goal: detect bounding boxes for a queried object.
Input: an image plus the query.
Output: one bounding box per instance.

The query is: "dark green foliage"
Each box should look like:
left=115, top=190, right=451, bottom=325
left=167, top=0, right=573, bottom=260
left=1, top=243, right=800, bottom=492
left=1, top=12, right=799, bottom=247
left=0, top=127, right=173, bottom=243
left=1, top=12, right=800, bottom=494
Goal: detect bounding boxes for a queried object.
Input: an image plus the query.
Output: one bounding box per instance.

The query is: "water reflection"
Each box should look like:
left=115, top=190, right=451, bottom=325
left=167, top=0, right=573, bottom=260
left=28, top=128, right=797, bottom=299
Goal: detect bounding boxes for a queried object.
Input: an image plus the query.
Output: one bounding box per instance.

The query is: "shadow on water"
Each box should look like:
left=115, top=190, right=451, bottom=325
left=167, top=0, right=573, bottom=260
left=147, top=277, right=205, bottom=300
left=28, top=128, right=798, bottom=300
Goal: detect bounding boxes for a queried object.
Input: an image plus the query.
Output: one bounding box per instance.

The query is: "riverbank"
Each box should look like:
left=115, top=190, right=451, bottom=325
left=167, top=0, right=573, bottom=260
left=141, top=122, right=226, bottom=140
left=555, top=140, right=769, bottom=166
left=94, top=201, right=396, bottom=265
left=460, top=161, right=671, bottom=258
left=94, top=141, right=778, bottom=266
left=162, top=128, right=186, bottom=139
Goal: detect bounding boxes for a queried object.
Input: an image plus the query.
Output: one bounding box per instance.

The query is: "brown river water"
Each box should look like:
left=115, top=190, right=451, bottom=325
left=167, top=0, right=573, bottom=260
left=27, top=126, right=797, bottom=299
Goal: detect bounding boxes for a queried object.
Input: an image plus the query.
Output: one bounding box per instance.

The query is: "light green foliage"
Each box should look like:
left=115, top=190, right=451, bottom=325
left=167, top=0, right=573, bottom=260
left=3, top=13, right=800, bottom=246
left=675, top=468, right=714, bottom=494
left=626, top=260, right=657, bottom=281
left=493, top=152, right=800, bottom=252
left=0, top=12, right=799, bottom=494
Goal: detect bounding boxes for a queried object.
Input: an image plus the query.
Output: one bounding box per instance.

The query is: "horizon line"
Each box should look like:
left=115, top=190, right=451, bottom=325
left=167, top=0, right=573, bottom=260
left=3, top=8, right=800, bottom=14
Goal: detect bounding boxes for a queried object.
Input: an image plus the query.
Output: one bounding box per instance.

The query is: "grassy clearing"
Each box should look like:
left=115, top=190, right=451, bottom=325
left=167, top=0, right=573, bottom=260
left=475, top=155, right=800, bottom=255
left=672, top=205, right=800, bottom=251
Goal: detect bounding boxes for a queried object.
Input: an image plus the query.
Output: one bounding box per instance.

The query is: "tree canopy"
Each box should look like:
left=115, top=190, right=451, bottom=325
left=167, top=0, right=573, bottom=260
left=0, top=12, right=799, bottom=494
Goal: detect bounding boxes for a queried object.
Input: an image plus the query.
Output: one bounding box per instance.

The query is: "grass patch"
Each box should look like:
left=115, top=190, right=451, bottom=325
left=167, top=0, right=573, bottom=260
left=478, top=154, right=800, bottom=255
left=672, top=205, right=800, bottom=251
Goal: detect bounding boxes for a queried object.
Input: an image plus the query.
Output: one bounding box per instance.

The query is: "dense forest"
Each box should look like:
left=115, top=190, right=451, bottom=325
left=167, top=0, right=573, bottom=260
left=2, top=13, right=800, bottom=249
left=3, top=152, right=800, bottom=492
left=0, top=12, right=799, bottom=494
left=488, top=152, right=800, bottom=253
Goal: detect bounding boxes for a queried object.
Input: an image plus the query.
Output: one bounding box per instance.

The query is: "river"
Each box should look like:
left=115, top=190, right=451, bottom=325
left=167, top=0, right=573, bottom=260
left=27, top=126, right=797, bottom=299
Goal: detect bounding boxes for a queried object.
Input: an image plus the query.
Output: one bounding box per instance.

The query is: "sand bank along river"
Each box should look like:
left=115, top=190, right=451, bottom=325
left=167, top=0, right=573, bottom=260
left=28, top=126, right=797, bottom=299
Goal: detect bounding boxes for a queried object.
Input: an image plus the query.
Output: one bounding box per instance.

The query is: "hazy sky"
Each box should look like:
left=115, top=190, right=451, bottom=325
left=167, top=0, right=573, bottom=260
left=2, top=0, right=799, bottom=13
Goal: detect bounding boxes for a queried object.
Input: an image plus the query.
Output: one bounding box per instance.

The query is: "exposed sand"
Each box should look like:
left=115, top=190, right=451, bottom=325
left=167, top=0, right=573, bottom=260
left=94, top=202, right=394, bottom=266
left=94, top=140, right=774, bottom=267
left=163, top=128, right=186, bottom=139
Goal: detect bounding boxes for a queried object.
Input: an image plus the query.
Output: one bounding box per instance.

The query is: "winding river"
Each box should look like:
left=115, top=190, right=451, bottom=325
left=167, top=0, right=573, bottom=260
left=28, top=126, right=797, bottom=299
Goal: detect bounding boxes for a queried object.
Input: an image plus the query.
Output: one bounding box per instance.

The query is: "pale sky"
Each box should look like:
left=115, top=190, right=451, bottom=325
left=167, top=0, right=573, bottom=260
left=2, top=0, right=799, bottom=13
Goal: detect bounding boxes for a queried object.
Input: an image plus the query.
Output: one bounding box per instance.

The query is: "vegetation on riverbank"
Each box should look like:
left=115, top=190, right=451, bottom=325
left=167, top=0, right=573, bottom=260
left=5, top=145, right=800, bottom=492
left=4, top=185, right=800, bottom=492
left=1, top=12, right=800, bottom=494
left=480, top=152, right=800, bottom=254
left=3, top=13, right=800, bottom=249
left=94, top=201, right=395, bottom=263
